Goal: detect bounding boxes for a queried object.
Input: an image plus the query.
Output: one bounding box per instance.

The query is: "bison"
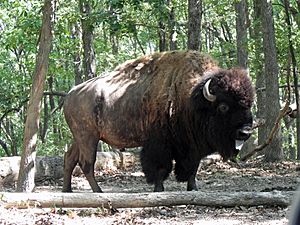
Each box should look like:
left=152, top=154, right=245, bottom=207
left=62, top=50, right=255, bottom=193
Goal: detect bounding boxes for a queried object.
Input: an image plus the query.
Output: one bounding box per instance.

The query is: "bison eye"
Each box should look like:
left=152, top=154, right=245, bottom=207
left=218, top=103, right=229, bottom=114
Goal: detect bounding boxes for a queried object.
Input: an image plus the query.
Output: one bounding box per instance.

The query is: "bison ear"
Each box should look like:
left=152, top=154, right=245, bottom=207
left=203, top=79, right=216, bottom=102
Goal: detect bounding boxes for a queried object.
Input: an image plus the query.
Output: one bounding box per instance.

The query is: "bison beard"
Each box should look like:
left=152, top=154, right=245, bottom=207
left=62, top=50, right=255, bottom=193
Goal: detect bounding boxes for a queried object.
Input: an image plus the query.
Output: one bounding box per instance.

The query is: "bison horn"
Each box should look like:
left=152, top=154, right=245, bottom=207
left=203, top=79, right=216, bottom=102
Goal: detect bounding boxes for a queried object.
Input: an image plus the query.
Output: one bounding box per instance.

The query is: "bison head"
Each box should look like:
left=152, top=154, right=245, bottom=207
left=191, top=68, right=255, bottom=160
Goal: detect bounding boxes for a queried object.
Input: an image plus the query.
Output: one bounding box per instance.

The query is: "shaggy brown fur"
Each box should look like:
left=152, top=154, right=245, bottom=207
left=63, top=50, right=255, bottom=193
left=95, top=51, right=220, bottom=140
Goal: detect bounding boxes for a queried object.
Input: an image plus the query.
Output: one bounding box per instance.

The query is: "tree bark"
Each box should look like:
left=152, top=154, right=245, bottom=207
left=47, top=74, right=58, bottom=135
left=168, top=0, right=177, bottom=50
left=158, top=20, right=167, bottom=52
left=221, top=20, right=235, bottom=67
left=252, top=0, right=267, bottom=147
left=284, top=116, right=296, bottom=159
left=283, top=0, right=300, bottom=160
left=79, top=0, right=96, bottom=80
left=16, top=0, right=53, bottom=192
left=110, top=33, right=119, bottom=55
left=289, top=0, right=300, bottom=29
left=232, top=1, right=250, bottom=160
left=71, top=22, right=83, bottom=85
left=235, top=0, right=248, bottom=68
left=1, top=191, right=294, bottom=209
left=187, top=0, right=202, bottom=50
left=261, top=0, right=283, bottom=162
left=40, top=96, right=48, bottom=143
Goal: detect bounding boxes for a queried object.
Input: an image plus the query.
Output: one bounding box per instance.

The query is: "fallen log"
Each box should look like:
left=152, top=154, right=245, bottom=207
left=0, top=152, right=136, bottom=187
left=0, top=191, right=294, bottom=209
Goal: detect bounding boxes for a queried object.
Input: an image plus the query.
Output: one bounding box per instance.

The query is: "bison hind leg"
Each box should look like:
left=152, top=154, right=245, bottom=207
left=78, top=137, right=103, bottom=193
left=63, top=143, right=79, bottom=192
left=140, top=139, right=173, bottom=192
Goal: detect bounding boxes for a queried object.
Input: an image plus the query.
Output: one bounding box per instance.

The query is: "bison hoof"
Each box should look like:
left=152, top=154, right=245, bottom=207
left=154, top=183, right=164, bottom=192
left=187, top=183, right=198, bottom=191
left=187, top=186, right=198, bottom=191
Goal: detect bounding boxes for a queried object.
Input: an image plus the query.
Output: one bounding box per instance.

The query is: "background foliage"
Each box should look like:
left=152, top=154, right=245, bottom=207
left=0, top=0, right=299, bottom=158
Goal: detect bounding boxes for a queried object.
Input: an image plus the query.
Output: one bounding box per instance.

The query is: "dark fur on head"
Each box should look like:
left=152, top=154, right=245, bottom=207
left=208, top=68, right=254, bottom=108
left=190, top=68, right=254, bottom=161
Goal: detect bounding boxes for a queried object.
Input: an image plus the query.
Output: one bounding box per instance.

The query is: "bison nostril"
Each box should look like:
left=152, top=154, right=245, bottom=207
left=236, top=126, right=253, bottom=140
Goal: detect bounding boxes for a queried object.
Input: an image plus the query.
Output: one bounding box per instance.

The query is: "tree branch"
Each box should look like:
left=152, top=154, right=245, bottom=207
left=43, top=91, right=67, bottom=97
left=0, top=98, right=29, bottom=124
left=256, top=84, right=300, bottom=93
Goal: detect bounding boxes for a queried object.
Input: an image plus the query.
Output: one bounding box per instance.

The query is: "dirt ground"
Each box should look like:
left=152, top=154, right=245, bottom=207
left=0, top=157, right=299, bottom=225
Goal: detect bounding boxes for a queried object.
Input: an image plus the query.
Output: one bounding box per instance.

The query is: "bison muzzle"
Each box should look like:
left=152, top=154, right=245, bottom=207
left=62, top=50, right=255, bottom=193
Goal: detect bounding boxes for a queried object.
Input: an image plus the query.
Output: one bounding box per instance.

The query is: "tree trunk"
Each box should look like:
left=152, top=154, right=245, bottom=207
left=132, top=28, right=146, bottom=55
left=71, top=22, right=83, bottom=85
left=1, top=191, right=294, bottom=209
left=261, top=0, right=283, bottom=162
left=187, top=0, right=202, bottom=50
left=110, top=33, right=119, bottom=55
left=79, top=0, right=96, bottom=80
left=289, top=0, right=300, bottom=29
left=285, top=119, right=296, bottom=159
left=235, top=0, right=248, bottom=68
left=40, top=96, right=48, bottom=143
left=47, top=74, right=58, bottom=135
left=252, top=0, right=267, bottom=147
left=16, top=0, right=53, bottom=192
left=168, top=0, right=177, bottom=50
left=296, top=88, right=300, bottom=159
left=233, top=0, right=251, bottom=158
left=283, top=58, right=296, bottom=159
left=158, top=20, right=167, bottom=52
left=283, top=0, right=300, bottom=160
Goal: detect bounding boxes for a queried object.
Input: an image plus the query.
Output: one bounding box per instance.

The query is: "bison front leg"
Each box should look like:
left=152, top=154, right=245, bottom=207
left=153, top=168, right=170, bottom=192
left=140, top=138, right=173, bottom=192
left=186, top=167, right=199, bottom=191
left=63, top=143, right=79, bottom=192
left=174, top=160, right=200, bottom=191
